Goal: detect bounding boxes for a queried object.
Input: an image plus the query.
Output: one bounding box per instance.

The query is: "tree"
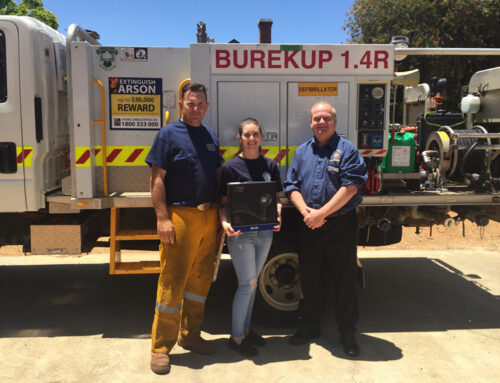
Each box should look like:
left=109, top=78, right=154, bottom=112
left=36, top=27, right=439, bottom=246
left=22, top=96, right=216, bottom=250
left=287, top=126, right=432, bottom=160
left=0, top=0, right=58, bottom=29
left=344, top=0, right=500, bottom=110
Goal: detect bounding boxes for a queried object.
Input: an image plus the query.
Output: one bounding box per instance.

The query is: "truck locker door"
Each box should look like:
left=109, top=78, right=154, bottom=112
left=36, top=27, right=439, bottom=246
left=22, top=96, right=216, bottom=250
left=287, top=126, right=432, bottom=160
left=287, top=81, right=350, bottom=147
left=216, top=81, right=281, bottom=171
left=0, top=21, right=26, bottom=212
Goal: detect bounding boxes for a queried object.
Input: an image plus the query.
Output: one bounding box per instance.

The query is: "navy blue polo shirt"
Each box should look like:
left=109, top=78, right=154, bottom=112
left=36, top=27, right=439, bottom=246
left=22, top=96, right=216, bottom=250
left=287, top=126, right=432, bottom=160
left=145, top=120, right=224, bottom=206
left=284, top=133, right=367, bottom=212
left=220, top=155, right=283, bottom=196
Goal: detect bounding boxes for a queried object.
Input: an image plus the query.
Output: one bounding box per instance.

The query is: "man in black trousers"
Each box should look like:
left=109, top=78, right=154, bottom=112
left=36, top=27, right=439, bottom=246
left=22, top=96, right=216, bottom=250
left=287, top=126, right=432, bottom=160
left=284, top=101, right=367, bottom=357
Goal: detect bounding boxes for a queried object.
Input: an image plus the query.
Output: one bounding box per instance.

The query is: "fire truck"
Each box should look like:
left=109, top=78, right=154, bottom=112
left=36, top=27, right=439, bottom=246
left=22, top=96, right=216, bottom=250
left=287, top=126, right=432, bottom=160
left=1, top=16, right=499, bottom=316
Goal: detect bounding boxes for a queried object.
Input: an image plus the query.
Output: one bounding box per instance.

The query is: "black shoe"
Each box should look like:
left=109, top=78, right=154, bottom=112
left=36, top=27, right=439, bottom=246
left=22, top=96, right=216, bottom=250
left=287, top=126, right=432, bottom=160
left=246, top=330, right=266, bottom=347
left=340, top=333, right=360, bottom=357
left=289, top=326, right=321, bottom=345
left=228, top=337, right=258, bottom=357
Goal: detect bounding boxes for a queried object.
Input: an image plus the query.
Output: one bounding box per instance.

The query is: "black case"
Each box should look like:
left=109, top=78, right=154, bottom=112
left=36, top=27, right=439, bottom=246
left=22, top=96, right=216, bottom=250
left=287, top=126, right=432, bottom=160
left=227, top=181, right=277, bottom=232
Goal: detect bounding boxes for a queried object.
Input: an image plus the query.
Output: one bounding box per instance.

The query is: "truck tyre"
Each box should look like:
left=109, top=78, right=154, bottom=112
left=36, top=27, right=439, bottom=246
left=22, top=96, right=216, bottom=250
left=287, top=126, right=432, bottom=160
left=255, top=251, right=301, bottom=326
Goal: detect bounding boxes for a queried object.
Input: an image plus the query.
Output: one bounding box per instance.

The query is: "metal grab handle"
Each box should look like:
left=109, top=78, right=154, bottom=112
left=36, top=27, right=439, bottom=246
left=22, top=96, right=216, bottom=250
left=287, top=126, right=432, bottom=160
left=91, top=78, right=108, bottom=196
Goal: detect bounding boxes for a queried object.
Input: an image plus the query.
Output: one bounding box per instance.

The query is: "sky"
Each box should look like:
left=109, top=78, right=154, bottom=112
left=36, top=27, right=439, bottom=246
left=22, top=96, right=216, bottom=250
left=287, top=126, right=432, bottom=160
left=43, top=0, right=355, bottom=47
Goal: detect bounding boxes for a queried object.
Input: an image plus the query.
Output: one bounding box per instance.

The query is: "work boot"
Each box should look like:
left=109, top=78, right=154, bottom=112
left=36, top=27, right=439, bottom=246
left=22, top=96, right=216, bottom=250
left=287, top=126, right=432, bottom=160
left=289, top=326, right=321, bottom=345
left=340, top=333, right=360, bottom=357
left=228, top=337, right=258, bottom=357
left=178, top=336, right=215, bottom=355
left=245, top=330, right=266, bottom=347
left=150, top=352, right=170, bottom=375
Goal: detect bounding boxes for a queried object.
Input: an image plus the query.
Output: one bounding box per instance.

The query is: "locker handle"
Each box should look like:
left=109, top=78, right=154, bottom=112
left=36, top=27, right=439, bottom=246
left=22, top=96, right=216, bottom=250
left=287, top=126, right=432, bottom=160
left=34, top=97, right=43, bottom=142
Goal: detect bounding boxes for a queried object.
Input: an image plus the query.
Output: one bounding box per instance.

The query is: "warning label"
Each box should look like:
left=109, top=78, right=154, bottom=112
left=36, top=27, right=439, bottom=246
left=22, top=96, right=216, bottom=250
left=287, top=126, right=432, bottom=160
left=109, top=77, right=162, bottom=130
left=391, top=146, right=411, bottom=167
left=298, top=82, right=338, bottom=96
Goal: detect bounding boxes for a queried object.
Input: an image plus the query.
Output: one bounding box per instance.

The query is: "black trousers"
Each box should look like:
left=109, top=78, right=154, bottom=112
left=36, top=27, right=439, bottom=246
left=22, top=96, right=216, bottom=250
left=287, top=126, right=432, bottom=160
left=297, top=210, right=359, bottom=334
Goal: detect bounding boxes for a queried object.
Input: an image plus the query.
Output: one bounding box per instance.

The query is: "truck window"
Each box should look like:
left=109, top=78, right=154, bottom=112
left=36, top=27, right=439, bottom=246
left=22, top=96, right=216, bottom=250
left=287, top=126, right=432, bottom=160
left=0, top=29, right=6, bottom=103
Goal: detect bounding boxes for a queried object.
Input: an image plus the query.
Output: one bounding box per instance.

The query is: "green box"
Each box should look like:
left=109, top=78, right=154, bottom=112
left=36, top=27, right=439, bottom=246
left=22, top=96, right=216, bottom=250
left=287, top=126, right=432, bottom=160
left=381, top=132, right=416, bottom=173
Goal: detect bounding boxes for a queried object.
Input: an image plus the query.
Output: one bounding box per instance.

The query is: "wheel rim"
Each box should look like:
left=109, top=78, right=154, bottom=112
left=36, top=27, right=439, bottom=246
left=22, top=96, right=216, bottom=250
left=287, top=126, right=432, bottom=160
left=258, top=252, right=301, bottom=311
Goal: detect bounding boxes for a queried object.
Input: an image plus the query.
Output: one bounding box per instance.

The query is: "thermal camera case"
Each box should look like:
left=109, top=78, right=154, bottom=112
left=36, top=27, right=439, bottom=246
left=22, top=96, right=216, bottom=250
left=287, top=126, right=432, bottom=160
left=227, top=181, right=277, bottom=232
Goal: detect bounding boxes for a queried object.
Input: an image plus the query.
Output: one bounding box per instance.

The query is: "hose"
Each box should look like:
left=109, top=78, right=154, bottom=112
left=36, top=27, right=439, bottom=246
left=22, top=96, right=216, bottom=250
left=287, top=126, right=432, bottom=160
left=460, top=141, right=479, bottom=182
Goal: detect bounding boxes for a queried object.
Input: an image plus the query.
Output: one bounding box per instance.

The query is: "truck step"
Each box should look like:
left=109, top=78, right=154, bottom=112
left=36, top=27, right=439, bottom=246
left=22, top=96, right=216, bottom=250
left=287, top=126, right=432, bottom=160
left=112, top=261, right=160, bottom=274
left=109, top=207, right=160, bottom=275
left=115, top=229, right=159, bottom=241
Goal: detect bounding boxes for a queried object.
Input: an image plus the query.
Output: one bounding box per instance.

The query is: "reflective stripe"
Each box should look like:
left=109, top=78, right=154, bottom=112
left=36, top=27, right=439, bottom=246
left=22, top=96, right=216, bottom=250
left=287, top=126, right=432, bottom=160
left=156, top=301, right=181, bottom=314
left=220, top=145, right=298, bottom=166
left=16, top=146, right=33, bottom=167
left=183, top=291, right=207, bottom=303
left=75, top=145, right=151, bottom=167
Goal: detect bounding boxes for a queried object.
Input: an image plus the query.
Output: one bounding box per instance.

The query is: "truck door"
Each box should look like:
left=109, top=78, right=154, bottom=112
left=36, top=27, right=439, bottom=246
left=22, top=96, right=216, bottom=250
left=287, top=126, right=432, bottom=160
left=0, top=21, right=26, bottom=211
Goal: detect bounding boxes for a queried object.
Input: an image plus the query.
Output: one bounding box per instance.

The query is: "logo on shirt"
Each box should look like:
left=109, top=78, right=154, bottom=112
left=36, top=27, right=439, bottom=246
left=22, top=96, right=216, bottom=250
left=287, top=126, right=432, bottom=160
left=330, top=149, right=343, bottom=163
left=206, top=143, right=217, bottom=151
left=262, top=171, right=272, bottom=181
left=328, top=165, right=339, bottom=173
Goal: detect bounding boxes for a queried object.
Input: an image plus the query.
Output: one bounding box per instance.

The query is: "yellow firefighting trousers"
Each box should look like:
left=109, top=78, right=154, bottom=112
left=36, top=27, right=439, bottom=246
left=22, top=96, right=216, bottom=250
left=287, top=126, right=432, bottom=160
left=151, top=206, right=218, bottom=354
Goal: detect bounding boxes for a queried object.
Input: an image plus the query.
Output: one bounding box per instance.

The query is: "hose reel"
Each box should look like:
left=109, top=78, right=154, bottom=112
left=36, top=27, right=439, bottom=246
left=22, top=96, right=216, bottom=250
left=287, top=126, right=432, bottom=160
left=423, top=125, right=500, bottom=187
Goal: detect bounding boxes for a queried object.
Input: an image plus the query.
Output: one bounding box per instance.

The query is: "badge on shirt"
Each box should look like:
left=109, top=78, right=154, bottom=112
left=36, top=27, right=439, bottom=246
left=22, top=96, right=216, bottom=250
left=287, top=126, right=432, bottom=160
left=328, top=165, right=339, bottom=172
left=262, top=171, right=272, bottom=181
left=330, top=149, right=343, bottom=163
left=206, top=143, right=217, bottom=151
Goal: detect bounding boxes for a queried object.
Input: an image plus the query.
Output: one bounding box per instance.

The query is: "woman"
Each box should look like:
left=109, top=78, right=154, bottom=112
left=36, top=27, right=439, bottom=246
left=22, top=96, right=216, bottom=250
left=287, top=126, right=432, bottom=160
left=219, top=118, right=282, bottom=357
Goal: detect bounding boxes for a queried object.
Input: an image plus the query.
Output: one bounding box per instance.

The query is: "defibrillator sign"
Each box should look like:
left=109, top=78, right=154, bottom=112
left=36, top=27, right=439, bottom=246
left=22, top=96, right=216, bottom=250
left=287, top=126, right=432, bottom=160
left=298, top=82, right=338, bottom=96
left=109, top=77, right=162, bottom=130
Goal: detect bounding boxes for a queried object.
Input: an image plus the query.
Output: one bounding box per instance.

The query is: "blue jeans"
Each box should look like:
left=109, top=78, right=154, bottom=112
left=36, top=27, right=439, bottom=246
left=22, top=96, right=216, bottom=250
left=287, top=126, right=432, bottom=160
left=227, top=230, right=273, bottom=338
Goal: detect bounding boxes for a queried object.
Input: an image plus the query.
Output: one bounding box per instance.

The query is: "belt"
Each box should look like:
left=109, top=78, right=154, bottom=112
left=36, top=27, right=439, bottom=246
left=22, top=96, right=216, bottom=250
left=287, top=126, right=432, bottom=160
left=169, top=203, right=219, bottom=211
left=326, top=209, right=351, bottom=219
left=196, top=202, right=218, bottom=211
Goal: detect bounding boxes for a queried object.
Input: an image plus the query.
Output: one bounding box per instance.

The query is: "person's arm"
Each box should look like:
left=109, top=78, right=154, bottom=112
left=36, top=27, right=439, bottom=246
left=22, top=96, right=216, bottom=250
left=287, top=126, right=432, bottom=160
left=218, top=196, right=241, bottom=236
left=150, top=164, right=175, bottom=244
left=273, top=194, right=283, bottom=232
left=288, top=190, right=310, bottom=218
left=215, top=166, right=222, bottom=204
left=303, top=184, right=357, bottom=229
left=303, top=144, right=365, bottom=230
left=290, top=189, right=327, bottom=230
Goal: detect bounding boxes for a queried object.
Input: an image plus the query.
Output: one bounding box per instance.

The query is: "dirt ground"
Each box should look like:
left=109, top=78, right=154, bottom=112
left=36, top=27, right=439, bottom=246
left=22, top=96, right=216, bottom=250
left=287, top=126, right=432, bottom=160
left=371, top=219, right=500, bottom=252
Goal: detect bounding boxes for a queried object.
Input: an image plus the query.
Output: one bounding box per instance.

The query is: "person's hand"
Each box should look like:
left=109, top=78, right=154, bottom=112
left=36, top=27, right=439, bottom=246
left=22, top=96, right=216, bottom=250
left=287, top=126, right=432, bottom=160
left=157, top=218, right=175, bottom=244
left=222, top=221, right=241, bottom=237
left=273, top=212, right=282, bottom=232
left=304, top=208, right=326, bottom=230
left=300, top=206, right=311, bottom=218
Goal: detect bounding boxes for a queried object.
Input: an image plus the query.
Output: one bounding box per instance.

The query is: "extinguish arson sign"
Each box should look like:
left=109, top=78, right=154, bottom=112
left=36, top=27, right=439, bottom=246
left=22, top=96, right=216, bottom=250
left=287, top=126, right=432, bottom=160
left=210, top=44, right=394, bottom=75
left=109, top=77, right=162, bottom=130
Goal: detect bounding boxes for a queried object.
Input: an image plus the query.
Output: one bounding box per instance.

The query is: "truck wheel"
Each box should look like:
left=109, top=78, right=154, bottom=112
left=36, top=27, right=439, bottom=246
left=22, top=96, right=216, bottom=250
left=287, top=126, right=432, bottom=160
left=255, top=252, right=301, bottom=325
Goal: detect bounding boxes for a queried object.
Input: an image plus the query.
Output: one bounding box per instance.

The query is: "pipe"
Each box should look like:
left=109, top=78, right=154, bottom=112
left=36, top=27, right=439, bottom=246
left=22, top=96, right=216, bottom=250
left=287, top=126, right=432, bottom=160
left=65, top=25, right=101, bottom=199
left=454, top=145, right=500, bottom=150
left=91, top=78, right=108, bottom=196
left=66, top=24, right=100, bottom=50
left=396, top=48, right=500, bottom=56
left=450, top=133, right=500, bottom=139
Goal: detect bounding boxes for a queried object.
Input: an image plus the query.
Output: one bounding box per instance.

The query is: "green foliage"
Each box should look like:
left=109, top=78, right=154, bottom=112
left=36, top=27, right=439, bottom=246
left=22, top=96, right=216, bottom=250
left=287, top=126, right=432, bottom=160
left=0, top=0, right=58, bottom=29
left=344, top=0, right=500, bottom=111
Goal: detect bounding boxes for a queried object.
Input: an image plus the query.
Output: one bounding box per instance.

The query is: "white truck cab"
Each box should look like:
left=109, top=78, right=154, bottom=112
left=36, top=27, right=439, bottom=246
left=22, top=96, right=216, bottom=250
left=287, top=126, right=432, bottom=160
left=0, top=16, right=68, bottom=212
